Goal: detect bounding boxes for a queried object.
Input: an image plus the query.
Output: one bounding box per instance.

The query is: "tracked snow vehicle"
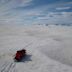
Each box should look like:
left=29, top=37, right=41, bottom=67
left=14, top=49, right=26, bottom=61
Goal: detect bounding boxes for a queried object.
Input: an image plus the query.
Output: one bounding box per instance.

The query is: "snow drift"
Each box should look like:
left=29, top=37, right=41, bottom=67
left=0, top=24, right=72, bottom=72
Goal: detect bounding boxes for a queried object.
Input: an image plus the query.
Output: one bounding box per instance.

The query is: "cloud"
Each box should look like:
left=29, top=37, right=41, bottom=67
left=0, top=0, right=33, bottom=19
left=14, top=0, right=32, bottom=7
left=33, top=11, right=72, bottom=24
left=48, top=12, right=72, bottom=24
left=56, top=7, right=71, bottom=10
left=0, top=0, right=32, bottom=12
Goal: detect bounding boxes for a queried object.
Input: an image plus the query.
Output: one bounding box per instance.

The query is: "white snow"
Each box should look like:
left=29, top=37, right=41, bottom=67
left=0, top=24, right=72, bottom=72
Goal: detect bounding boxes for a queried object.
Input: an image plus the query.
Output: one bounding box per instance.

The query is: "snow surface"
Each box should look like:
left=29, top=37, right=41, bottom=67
left=0, top=24, right=72, bottom=72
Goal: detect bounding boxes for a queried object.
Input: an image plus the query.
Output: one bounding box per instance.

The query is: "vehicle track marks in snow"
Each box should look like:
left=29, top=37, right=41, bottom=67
left=1, top=62, right=9, bottom=72
left=1, top=62, right=16, bottom=72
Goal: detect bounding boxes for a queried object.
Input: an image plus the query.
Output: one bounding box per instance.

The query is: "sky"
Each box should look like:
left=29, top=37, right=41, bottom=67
left=0, top=0, right=72, bottom=25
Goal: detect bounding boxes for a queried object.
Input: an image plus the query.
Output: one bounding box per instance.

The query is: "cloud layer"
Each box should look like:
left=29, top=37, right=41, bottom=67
left=0, top=0, right=72, bottom=25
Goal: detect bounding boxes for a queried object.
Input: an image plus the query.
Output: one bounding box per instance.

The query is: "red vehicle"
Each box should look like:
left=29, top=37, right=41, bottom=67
left=14, top=49, right=26, bottom=61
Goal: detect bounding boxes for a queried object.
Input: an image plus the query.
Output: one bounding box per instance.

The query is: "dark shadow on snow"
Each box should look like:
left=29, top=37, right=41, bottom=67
left=19, top=54, right=32, bottom=62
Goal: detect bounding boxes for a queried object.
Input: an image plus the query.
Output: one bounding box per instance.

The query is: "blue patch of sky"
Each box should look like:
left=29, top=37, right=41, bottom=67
left=31, top=0, right=72, bottom=7
left=15, top=0, right=72, bottom=10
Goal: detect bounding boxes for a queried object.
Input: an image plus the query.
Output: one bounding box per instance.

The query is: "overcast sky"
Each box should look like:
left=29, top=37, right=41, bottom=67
left=0, top=0, right=72, bottom=25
